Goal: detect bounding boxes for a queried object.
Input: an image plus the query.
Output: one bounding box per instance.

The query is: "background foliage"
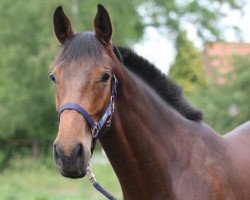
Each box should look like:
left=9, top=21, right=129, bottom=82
left=142, top=0, right=247, bottom=40
left=188, top=55, right=250, bottom=134
left=169, top=31, right=207, bottom=94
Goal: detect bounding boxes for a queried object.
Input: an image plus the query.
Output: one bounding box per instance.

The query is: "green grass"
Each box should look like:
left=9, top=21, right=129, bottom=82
left=0, top=154, right=122, bottom=200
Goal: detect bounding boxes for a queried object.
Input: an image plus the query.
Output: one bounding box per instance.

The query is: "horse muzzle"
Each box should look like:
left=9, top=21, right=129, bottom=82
left=53, top=142, right=88, bottom=178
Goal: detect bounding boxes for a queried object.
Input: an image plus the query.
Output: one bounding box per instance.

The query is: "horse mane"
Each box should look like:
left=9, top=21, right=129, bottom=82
left=114, top=46, right=203, bottom=121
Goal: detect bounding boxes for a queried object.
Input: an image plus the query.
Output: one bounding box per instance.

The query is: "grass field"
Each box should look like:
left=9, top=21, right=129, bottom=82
left=0, top=153, right=122, bottom=200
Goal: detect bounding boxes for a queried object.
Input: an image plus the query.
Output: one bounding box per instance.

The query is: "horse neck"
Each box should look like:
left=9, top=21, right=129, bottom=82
left=100, top=67, right=201, bottom=199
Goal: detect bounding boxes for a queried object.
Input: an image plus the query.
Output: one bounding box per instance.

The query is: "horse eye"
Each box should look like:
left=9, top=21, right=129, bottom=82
left=49, top=74, right=56, bottom=82
left=101, top=73, right=110, bottom=83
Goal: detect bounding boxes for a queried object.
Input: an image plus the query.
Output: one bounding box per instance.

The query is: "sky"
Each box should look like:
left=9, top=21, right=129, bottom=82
left=134, top=3, right=250, bottom=74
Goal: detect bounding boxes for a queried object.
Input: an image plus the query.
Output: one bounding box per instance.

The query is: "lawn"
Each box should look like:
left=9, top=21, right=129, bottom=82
left=0, top=153, right=122, bottom=200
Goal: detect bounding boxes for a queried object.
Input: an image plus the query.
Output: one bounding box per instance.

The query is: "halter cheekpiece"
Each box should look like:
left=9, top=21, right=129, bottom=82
left=58, top=74, right=118, bottom=154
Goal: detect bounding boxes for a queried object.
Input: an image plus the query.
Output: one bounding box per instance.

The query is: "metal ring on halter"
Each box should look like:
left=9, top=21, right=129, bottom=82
left=91, top=124, right=100, bottom=138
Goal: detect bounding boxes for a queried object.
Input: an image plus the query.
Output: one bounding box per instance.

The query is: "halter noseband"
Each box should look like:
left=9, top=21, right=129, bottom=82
left=58, top=75, right=118, bottom=154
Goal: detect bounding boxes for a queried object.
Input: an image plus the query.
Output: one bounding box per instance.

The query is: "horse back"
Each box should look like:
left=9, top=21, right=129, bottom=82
left=225, top=121, right=250, bottom=143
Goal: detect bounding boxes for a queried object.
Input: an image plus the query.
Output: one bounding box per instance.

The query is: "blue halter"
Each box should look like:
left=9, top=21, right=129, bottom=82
left=58, top=75, right=118, bottom=154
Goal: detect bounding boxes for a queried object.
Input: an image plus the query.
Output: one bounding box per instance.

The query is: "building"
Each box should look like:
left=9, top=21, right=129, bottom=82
left=203, top=42, right=250, bottom=84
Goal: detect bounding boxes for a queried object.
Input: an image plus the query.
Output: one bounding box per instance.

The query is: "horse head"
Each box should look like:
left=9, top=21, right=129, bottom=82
left=51, top=5, right=119, bottom=178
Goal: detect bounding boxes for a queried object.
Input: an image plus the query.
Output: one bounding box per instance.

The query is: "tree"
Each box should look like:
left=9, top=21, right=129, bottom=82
left=0, top=0, right=59, bottom=161
left=141, top=0, right=246, bottom=41
left=169, top=31, right=207, bottom=94
left=231, top=55, right=250, bottom=120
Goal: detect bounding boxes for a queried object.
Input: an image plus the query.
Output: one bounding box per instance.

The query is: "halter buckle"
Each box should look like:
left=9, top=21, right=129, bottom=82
left=91, top=124, right=100, bottom=138
left=111, top=96, right=115, bottom=112
left=105, top=97, right=115, bottom=128
left=106, top=116, right=112, bottom=127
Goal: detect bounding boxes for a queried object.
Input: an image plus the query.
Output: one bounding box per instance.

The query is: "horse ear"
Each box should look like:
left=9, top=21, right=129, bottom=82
left=53, top=6, right=74, bottom=44
left=94, top=4, right=112, bottom=46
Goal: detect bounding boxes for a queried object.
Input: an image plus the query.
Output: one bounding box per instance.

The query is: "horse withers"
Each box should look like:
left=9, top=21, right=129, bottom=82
left=50, top=4, right=250, bottom=200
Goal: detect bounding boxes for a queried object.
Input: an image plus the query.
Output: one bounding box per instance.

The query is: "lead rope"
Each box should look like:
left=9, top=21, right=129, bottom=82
left=86, top=162, right=117, bottom=200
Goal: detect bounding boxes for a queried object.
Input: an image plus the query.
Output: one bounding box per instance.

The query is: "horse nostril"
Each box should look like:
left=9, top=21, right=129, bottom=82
left=53, top=144, right=62, bottom=167
left=75, top=143, right=85, bottom=168
left=54, top=144, right=58, bottom=158
left=76, top=143, right=84, bottom=158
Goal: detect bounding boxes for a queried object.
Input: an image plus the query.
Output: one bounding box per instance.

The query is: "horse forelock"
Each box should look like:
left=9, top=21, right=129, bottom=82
left=51, top=32, right=104, bottom=69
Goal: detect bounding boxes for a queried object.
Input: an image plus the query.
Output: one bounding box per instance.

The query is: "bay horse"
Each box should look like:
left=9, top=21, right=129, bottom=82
left=51, top=4, right=250, bottom=200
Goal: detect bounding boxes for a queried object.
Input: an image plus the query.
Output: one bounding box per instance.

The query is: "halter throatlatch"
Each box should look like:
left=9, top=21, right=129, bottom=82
left=58, top=74, right=118, bottom=154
